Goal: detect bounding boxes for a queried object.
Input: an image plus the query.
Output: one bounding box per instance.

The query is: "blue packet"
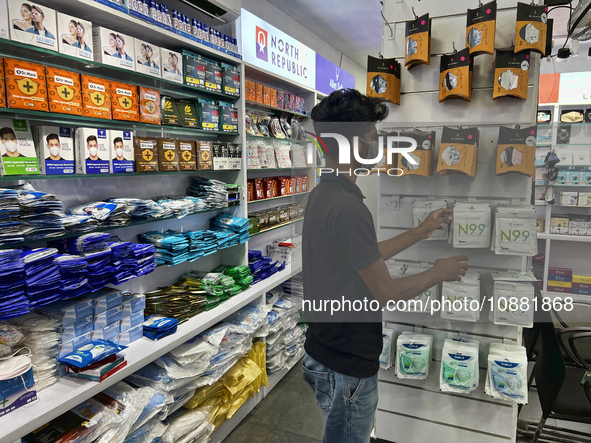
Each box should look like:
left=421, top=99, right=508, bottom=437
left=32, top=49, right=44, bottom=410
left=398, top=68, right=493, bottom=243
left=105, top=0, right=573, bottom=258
left=56, top=339, right=126, bottom=368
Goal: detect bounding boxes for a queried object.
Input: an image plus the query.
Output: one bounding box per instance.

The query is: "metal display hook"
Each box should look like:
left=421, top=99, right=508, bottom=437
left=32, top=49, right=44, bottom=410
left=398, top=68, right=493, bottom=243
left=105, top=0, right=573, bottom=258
left=412, top=7, right=418, bottom=19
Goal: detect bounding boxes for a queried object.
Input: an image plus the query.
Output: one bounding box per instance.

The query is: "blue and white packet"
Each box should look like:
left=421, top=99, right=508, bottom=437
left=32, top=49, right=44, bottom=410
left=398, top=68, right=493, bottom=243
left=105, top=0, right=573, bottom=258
left=22, top=248, right=61, bottom=308
left=0, top=249, right=28, bottom=320
left=64, top=232, right=111, bottom=254
left=143, top=316, right=179, bottom=341
left=57, top=339, right=126, bottom=368
left=56, top=255, right=89, bottom=300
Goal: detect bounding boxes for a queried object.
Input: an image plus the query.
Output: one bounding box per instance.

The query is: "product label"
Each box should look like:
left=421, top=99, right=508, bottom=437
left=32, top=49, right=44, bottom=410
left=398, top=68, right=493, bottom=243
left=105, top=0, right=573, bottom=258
left=89, top=82, right=105, bottom=92
left=116, top=88, right=132, bottom=97
left=54, top=75, right=74, bottom=86
left=15, top=68, right=37, bottom=79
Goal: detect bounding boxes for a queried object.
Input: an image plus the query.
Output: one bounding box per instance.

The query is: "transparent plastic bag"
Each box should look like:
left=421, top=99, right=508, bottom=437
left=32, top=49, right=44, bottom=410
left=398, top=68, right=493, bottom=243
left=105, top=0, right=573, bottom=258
left=124, top=416, right=168, bottom=443
left=161, top=407, right=213, bottom=443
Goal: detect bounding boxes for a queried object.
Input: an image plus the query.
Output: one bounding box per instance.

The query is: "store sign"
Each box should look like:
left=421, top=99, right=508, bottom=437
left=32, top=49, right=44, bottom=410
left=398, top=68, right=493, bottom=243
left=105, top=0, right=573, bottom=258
left=315, top=54, right=355, bottom=95
left=240, top=8, right=316, bottom=89
left=558, top=72, right=591, bottom=104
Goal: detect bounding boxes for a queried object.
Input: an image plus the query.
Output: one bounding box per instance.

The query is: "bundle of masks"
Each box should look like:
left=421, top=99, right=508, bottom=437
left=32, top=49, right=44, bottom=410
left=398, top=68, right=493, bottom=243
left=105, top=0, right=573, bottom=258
left=396, top=332, right=433, bottom=380
left=0, top=189, right=23, bottom=245
left=143, top=316, right=180, bottom=340
left=56, top=254, right=89, bottom=300
left=186, top=177, right=229, bottom=209
left=485, top=342, right=528, bottom=404
left=440, top=338, right=480, bottom=394
left=17, top=188, right=65, bottom=241
left=0, top=249, right=28, bottom=320
left=22, top=248, right=61, bottom=309
left=248, top=250, right=286, bottom=284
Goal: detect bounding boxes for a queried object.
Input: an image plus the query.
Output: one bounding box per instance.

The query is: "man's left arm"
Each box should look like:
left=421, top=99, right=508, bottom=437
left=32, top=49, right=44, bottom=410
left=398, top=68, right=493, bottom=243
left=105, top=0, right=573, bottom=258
left=378, top=208, right=453, bottom=260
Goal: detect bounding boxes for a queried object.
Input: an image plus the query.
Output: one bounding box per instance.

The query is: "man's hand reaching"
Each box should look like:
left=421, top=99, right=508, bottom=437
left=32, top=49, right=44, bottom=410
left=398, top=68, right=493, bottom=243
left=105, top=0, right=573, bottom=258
left=418, top=208, right=453, bottom=240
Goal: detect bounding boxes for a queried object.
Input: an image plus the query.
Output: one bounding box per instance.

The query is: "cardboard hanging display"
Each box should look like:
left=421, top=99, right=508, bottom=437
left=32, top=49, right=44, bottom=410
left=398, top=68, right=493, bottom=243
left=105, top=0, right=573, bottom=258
left=439, top=48, right=472, bottom=102
left=466, top=1, right=497, bottom=56
left=437, top=126, right=479, bottom=177
left=515, top=2, right=549, bottom=55
left=398, top=130, right=436, bottom=178
left=367, top=56, right=400, bottom=105
left=496, top=125, right=536, bottom=177
left=493, top=49, right=530, bottom=100
left=405, top=13, right=431, bottom=69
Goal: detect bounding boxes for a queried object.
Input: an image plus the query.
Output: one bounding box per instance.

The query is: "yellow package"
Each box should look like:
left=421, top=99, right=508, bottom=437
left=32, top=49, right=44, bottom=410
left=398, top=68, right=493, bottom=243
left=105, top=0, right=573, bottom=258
left=226, top=384, right=255, bottom=420
left=221, top=357, right=262, bottom=396
left=184, top=382, right=225, bottom=409
left=249, top=341, right=268, bottom=390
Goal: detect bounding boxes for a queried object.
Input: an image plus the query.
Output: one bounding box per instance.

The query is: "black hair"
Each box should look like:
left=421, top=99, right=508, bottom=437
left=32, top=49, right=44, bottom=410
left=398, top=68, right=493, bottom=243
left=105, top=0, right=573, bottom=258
left=116, top=34, right=125, bottom=45
left=113, top=137, right=123, bottom=145
left=0, top=127, right=16, bottom=139
left=21, top=3, right=32, bottom=12
left=86, top=135, right=97, bottom=144
left=31, top=5, right=44, bottom=18
left=46, top=133, right=59, bottom=144
left=69, top=19, right=77, bottom=28
left=311, top=88, right=388, bottom=158
left=76, top=21, right=85, bottom=34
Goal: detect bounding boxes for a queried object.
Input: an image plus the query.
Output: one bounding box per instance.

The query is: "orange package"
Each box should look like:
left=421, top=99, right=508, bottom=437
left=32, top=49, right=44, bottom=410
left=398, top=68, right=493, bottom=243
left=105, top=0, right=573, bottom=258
left=270, top=88, right=277, bottom=107
left=111, top=82, right=139, bottom=122
left=0, top=58, right=5, bottom=108
left=245, top=80, right=256, bottom=101
left=263, top=86, right=271, bottom=105
left=4, top=58, right=48, bottom=111
left=255, top=83, right=263, bottom=104
left=139, top=87, right=161, bottom=125
left=46, top=67, right=82, bottom=115
left=81, top=74, right=111, bottom=119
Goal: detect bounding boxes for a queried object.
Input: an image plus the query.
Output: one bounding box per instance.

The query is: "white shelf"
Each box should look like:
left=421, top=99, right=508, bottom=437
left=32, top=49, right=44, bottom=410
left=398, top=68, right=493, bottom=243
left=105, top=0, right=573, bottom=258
left=0, top=261, right=302, bottom=443
left=538, top=233, right=591, bottom=242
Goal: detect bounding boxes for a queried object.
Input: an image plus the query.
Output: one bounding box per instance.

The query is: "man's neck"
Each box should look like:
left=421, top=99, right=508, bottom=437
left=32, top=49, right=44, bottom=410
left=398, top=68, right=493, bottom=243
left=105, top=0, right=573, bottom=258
left=35, top=22, right=43, bottom=31
left=50, top=155, right=61, bottom=161
left=6, top=151, right=19, bottom=158
left=324, top=161, right=357, bottom=184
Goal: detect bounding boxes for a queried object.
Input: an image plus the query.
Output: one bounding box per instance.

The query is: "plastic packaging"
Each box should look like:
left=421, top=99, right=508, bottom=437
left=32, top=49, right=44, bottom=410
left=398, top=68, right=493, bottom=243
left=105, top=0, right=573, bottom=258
left=396, top=332, right=432, bottom=380
left=379, top=329, right=395, bottom=370
left=440, top=339, right=479, bottom=394
left=0, top=324, right=24, bottom=347
left=451, top=202, right=492, bottom=248
left=124, top=416, right=168, bottom=443
left=485, top=342, right=528, bottom=404
left=412, top=199, right=449, bottom=240
left=440, top=271, right=481, bottom=322
left=492, top=204, right=538, bottom=256
left=57, top=340, right=126, bottom=368
left=160, top=407, right=212, bottom=443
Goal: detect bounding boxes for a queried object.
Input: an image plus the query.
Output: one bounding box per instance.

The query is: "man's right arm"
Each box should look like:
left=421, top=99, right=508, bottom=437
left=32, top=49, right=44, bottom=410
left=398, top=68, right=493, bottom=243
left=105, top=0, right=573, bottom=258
left=358, top=255, right=469, bottom=306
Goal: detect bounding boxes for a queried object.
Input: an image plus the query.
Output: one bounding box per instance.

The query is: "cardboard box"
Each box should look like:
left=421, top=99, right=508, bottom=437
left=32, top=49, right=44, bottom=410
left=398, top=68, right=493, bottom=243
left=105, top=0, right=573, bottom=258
left=196, top=140, right=213, bottom=170
left=58, top=332, right=91, bottom=358
left=573, top=282, right=591, bottom=290
left=536, top=218, right=545, bottom=233
left=8, top=1, right=58, bottom=51
left=578, top=192, right=591, bottom=207
left=580, top=171, right=591, bottom=186
left=255, top=82, right=263, bottom=103
left=139, top=87, right=160, bottom=124
left=161, top=47, right=183, bottom=83
left=204, top=58, right=222, bottom=93
left=157, top=138, right=180, bottom=171
left=121, top=294, right=146, bottom=316
left=110, top=130, right=134, bottom=173
left=92, top=26, right=135, bottom=71
left=222, top=62, right=240, bottom=96
left=212, top=141, right=228, bottom=170
left=134, top=38, right=161, bottom=78
left=549, top=274, right=572, bottom=282
left=566, top=170, right=582, bottom=186
left=4, top=58, right=48, bottom=111
left=66, top=356, right=126, bottom=381
left=560, top=192, right=578, bottom=206
left=183, top=52, right=206, bottom=90
left=556, top=149, right=573, bottom=165
left=178, top=139, right=197, bottom=171
left=245, top=79, right=256, bottom=101
left=161, top=96, right=182, bottom=126
left=220, top=101, right=238, bottom=133
left=46, top=67, right=82, bottom=115
left=60, top=315, right=94, bottom=342
left=549, top=267, right=572, bottom=277
left=57, top=13, right=92, bottom=61
left=177, top=99, right=199, bottom=128
left=0, top=118, right=39, bottom=175
left=34, top=126, right=75, bottom=175
left=94, top=305, right=123, bottom=329
left=572, top=288, right=591, bottom=296
left=41, top=298, right=94, bottom=326
left=550, top=217, right=570, bottom=234
left=134, top=137, right=159, bottom=172
left=118, top=325, right=143, bottom=346
left=81, top=74, right=111, bottom=119
left=76, top=127, right=110, bottom=174
left=198, top=99, right=219, bottom=131
left=263, top=86, right=271, bottom=105
left=228, top=143, right=241, bottom=170
left=277, top=91, right=284, bottom=108
left=111, top=81, right=139, bottom=121
left=270, top=88, right=277, bottom=107
left=573, top=275, right=591, bottom=284
left=120, top=310, right=143, bottom=333
left=573, top=150, right=590, bottom=165
left=92, top=320, right=120, bottom=341
left=548, top=280, right=572, bottom=289
left=88, top=288, right=123, bottom=315
left=546, top=286, right=571, bottom=294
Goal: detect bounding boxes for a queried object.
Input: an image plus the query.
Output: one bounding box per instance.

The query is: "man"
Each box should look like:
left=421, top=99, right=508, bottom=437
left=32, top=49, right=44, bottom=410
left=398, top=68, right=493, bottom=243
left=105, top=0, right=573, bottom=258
left=115, top=34, right=133, bottom=61
left=112, top=136, right=125, bottom=161
left=86, top=135, right=100, bottom=164
left=0, top=127, right=24, bottom=157
left=26, top=5, right=55, bottom=39
left=302, top=89, right=468, bottom=443
left=45, top=133, right=64, bottom=161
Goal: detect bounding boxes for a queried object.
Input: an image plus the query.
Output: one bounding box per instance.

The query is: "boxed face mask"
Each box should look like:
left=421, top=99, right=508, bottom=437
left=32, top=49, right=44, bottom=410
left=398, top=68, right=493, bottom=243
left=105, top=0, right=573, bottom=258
left=139, top=86, right=161, bottom=124
left=212, top=141, right=228, bottom=170
left=46, top=67, right=82, bottom=115
left=81, top=74, right=112, bottom=119
left=405, top=13, right=431, bottom=69
left=452, top=202, right=491, bottom=248
left=496, top=125, right=536, bottom=177
left=57, top=13, right=92, bottom=60
left=398, top=130, right=435, bottom=177
left=177, top=99, right=199, bottom=128
left=245, top=80, right=256, bottom=101
left=466, top=1, right=496, bottom=56
left=367, top=55, right=400, bottom=105
left=110, top=130, right=134, bottom=173
left=493, top=49, right=530, bottom=100
left=220, top=101, right=238, bottom=133
left=228, top=143, right=242, bottom=170
left=161, top=47, right=183, bottom=83
left=437, top=126, right=479, bottom=177
left=111, top=81, right=139, bottom=122
left=573, top=150, right=590, bottom=165
left=183, top=52, right=206, bottom=90
left=492, top=205, right=538, bottom=256
left=92, top=26, right=135, bottom=71
left=515, top=2, right=549, bottom=55
left=4, top=58, right=48, bottom=111
left=196, top=140, right=213, bottom=170
left=222, top=62, right=240, bottom=96
left=8, top=1, right=57, bottom=51
left=34, top=126, right=74, bottom=175
left=412, top=199, right=449, bottom=240
left=0, top=118, right=38, bottom=175
left=76, top=127, right=110, bottom=174
left=134, top=137, right=159, bottom=172
left=161, top=96, right=181, bottom=126
left=177, top=139, right=197, bottom=171
left=134, top=38, right=161, bottom=78
left=439, top=48, right=473, bottom=102
left=198, top=99, right=219, bottom=131
left=157, top=138, right=180, bottom=172
left=203, top=56, right=222, bottom=93
left=566, top=171, right=581, bottom=186
left=441, top=272, right=481, bottom=322
left=556, top=149, right=573, bottom=165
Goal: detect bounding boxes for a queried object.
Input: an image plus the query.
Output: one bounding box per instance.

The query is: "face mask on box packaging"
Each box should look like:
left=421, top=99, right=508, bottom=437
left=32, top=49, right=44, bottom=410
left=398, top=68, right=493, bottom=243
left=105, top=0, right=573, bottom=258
left=396, top=332, right=432, bottom=380
left=451, top=202, right=491, bottom=248
left=485, top=342, right=528, bottom=404
left=440, top=338, right=479, bottom=394
left=440, top=271, right=481, bottom=322
left=412, top=200, right=449, bottom=240
left=491, top=205, right=537, bottom=256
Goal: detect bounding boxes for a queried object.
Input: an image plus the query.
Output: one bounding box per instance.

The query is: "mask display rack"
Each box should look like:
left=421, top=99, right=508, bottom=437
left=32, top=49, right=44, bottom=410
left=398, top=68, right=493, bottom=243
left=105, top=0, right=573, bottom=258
left=376, top=1, right=538, bottom=442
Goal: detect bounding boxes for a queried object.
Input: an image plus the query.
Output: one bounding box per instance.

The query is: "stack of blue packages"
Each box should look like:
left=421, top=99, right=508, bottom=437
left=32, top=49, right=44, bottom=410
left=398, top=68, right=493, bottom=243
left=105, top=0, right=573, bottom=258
left=138, top=230, right=190, bottom=266
left=22, top=248, right=61, bottom=308
left=211, top=213, right=250, bottom=244
left=248, top=250, right=286, bottom=284
left=60, top=214, right=98, bottom=233
left=106, top=198, right=155, bottom=220
left=0, top=189, right=24, bottom=246
left=183, top=230, right=206, bottom=262
left=0, top=249, right=28, bottom=320
left=109, top=241, right=136, bottom=284
left=134, top=244, right=156, bottom=277
left=143, top=316, right=180, bottom=340
left=82, top=247, right=113, bottom=291
left=56, top=255, right=89, bottom=300
left=18, top=190, right=65, bottom=240
left=64, top=232, right=111, bottom=254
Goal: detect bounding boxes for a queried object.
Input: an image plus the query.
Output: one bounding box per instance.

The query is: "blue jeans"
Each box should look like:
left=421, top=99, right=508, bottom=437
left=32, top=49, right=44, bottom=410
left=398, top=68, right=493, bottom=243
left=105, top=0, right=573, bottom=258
left=302, top=353, right=379, bottom=443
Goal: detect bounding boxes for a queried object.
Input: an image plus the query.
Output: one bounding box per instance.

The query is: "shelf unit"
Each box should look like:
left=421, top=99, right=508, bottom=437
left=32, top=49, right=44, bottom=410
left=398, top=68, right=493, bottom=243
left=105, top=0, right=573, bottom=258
left=247, top=191, right=311, bottom=206
left=245, top=100, right=309, bottom=119
left=250, top=218, right=304, bottom=237
left=246, top=135, right=308, bottom=144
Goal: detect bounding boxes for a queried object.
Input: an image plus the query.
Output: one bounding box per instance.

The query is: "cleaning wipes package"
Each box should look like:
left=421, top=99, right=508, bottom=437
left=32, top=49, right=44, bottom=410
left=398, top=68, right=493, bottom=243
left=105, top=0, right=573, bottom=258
left=451, top=202, right=491, bottom=248
left=34, top=126, right=75, bottom=175
left=0, top=118, right=39, bottom=175
left=492, top=205, right=537, bottom=256
left=440, top=271, right=481, bottom=322
left=110, top=130, right=134, bottom=173
left=485, top=342, right=528, bottom=404
left=490, top=271, right=536, bottom=328
left=76, top=127, right=110, bottom=174
left=440, top=338, right=479, bottom=394
left=396, top=332, right=432, bottom=380
left=412, top=199, right=449, bottom=240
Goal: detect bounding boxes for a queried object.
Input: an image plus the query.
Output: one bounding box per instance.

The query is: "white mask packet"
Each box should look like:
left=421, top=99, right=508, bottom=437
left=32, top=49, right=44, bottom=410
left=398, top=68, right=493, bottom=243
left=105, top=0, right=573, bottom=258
left=485, top=342, right=528, bottom=404
left=440, top=339, right=479, bottom=394
left=396, top=332, right=432, bottom=380
left=452, top=202, right=491, bottom=248
left=440, top=271, right=481, bottom=322
left=492, top=205, right=538, bottom=256
left=412, top=199, right=449, bottom=241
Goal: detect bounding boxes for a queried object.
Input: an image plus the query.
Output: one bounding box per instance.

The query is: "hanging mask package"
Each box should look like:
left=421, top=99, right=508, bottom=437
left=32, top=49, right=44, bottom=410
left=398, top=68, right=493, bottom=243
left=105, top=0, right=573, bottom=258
left=452, top=202, right=491, bottom=248
left=438, top=126, right=479, bottom=177
left=412, top=199, right=449, bottom=240
left=486, top=342, right=528, bottom=404
left=493, top=49, right=530, bottom=100
left=398, top=131, right=435, bottom=177
left=492, top=205, right=538, bottom=256
left=405, top=13, right=431, bottom=69
left=496, top=125, right=536, bottom=176
left=439, top=48, right=473, bottom=102
left=490, top=271, right=537, bottom=328
left=440, top=271, right=481, bottom=322
left=515, top=2, right=549, bottom=55
left=466, top=1, right=496, bottom=56
left=367, top=56, right=401, bottom=105
left=440, top=338, right=480, bottom=394
left=396, top=332, right=432, bottom=380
